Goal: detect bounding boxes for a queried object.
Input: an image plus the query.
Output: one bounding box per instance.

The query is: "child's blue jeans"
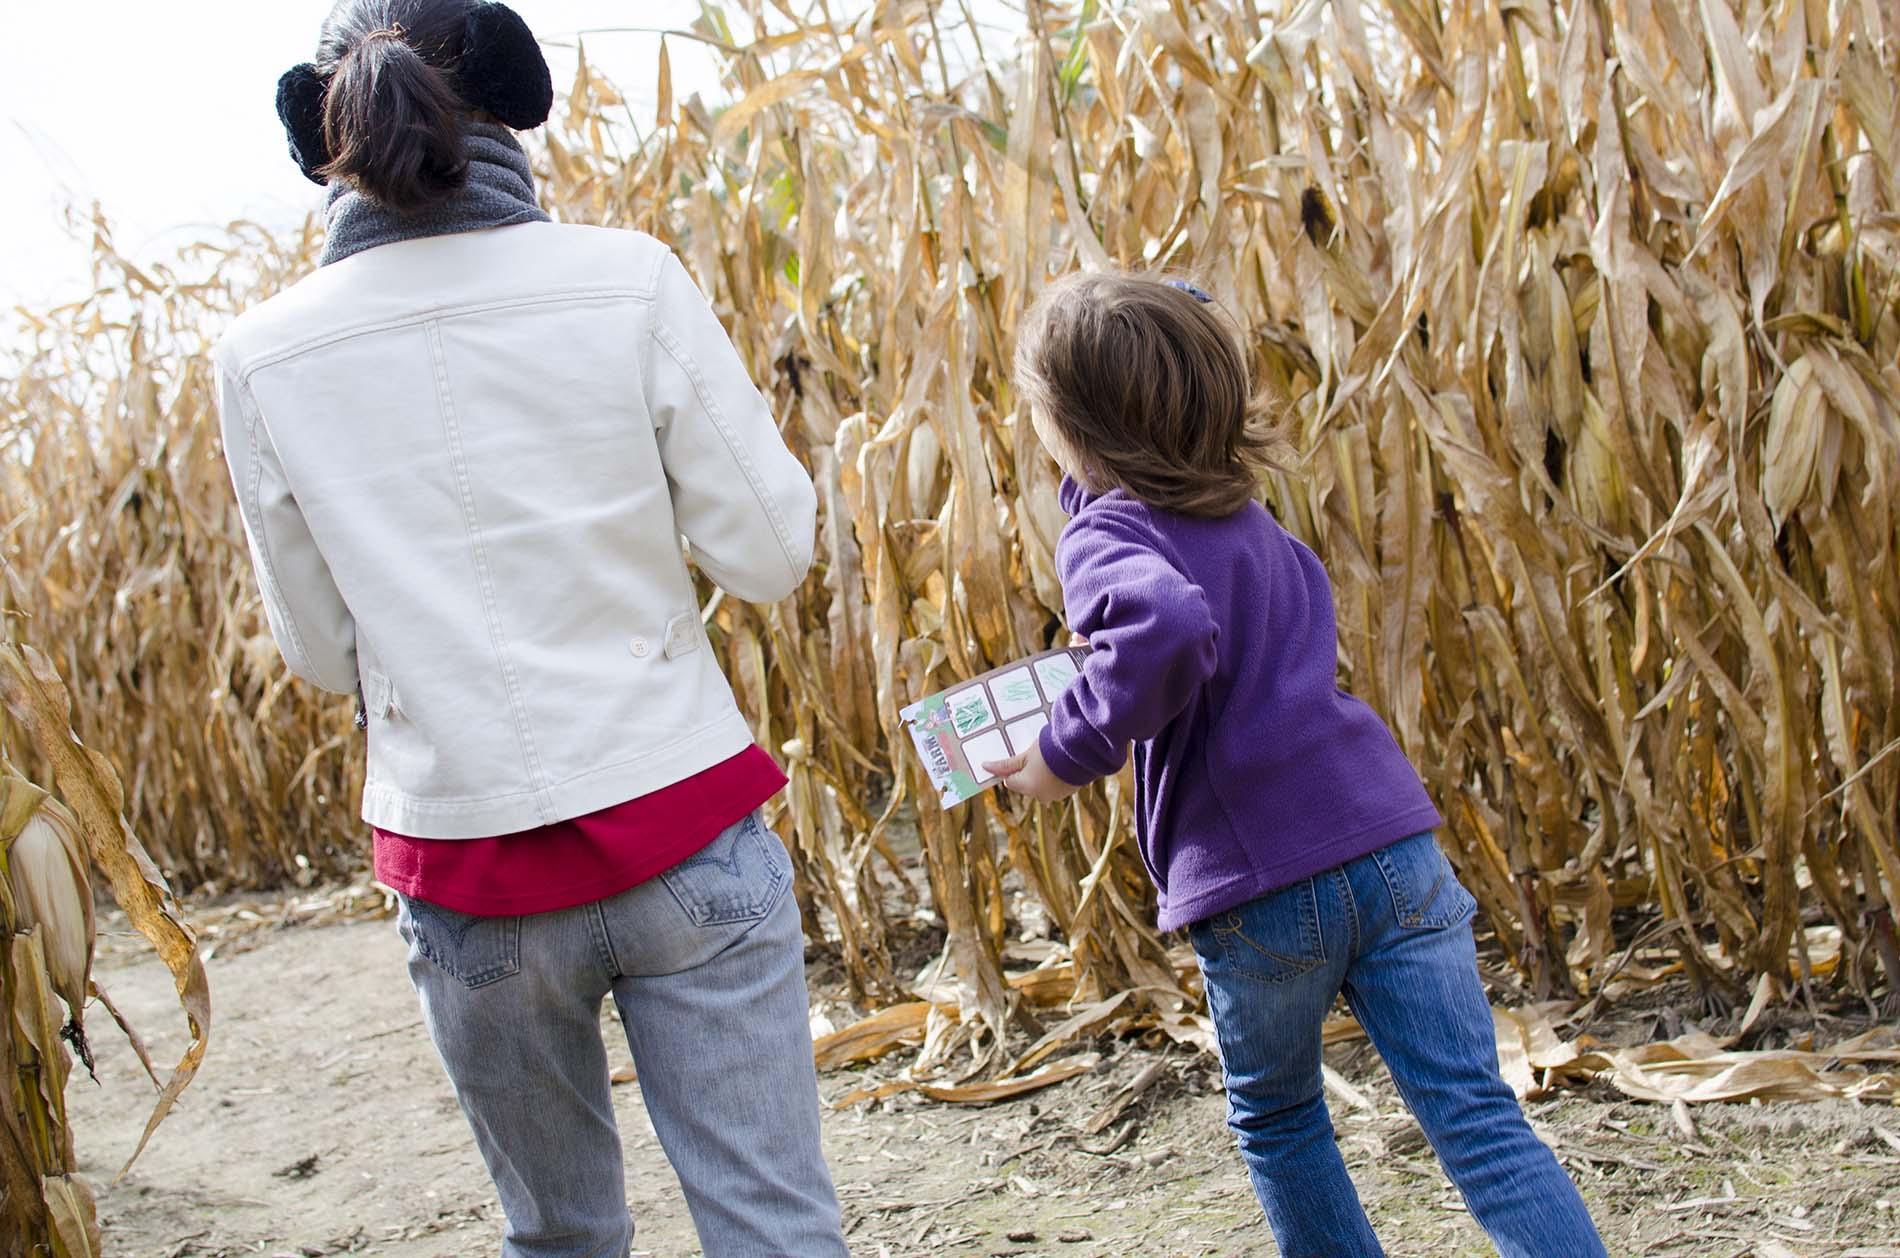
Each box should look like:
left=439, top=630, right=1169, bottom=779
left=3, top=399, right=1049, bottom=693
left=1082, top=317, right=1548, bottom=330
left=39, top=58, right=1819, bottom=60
left=1190, top=831, right=1606, bottom=1257
left=397, top=812, right=848, bottom=1257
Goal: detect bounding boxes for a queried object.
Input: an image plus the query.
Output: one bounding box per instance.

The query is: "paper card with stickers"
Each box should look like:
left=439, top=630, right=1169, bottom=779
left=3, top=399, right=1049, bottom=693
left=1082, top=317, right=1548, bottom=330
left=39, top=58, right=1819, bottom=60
left=899, top=646, right=1089, bottom=808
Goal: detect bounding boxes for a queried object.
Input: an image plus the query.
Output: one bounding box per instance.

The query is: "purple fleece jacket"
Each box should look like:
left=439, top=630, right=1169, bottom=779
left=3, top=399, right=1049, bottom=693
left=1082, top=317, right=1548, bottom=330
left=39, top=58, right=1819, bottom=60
left=1039, top=477, right=1442, bottom=931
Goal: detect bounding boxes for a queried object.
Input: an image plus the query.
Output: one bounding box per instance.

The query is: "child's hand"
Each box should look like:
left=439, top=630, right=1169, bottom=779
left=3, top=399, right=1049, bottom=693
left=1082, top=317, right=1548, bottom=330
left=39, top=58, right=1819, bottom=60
left=983, top=741, right=1080, bottom=803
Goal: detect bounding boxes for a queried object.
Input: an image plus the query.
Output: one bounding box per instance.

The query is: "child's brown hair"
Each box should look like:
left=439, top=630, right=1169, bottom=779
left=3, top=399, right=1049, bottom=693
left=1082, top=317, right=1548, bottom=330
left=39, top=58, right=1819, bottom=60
left=1013, top=271, right=1275, bottom=517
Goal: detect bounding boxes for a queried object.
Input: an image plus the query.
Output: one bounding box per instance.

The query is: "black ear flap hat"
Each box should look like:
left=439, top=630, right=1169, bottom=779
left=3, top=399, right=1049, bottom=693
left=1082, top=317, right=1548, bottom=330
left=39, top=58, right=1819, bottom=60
left=277, top=63, right=331, bottom=186
left=275, top=2, right=555, bottom=184
left=458, top=3, right=554, bottom=131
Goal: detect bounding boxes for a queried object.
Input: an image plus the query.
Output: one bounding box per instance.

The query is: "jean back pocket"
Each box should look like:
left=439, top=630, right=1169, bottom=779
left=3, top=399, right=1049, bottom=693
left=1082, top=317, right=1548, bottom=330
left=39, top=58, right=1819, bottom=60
left=401, top=897, right=522, bottom=989
left=660, top=813, right=789, bottom=927
left=1190, top=877, right=1326, bottom=985
left=1370, top=832, right=1477, bottom=930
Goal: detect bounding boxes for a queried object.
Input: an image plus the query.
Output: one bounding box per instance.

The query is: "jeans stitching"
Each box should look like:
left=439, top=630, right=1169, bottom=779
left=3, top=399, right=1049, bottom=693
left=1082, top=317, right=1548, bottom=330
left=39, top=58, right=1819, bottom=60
left=1214, top=881, right=1325, bottom=983
left=1372, top=849, right=1411, bottom=924
left=673, top=813, right=760, bottom=877
left=660, top=816, right=787, bottom=927
left=693, top=871, right=795, bottom=970
left=1414, top=862, right=1448, bottom=922
left=1222, top=922, right=1316, bottom=975
left=589, top=899, right=620, bottom=979
left=1372, top=835, right=1475, bottom=930
left=1303, top=879, right=1324, bottom=966
left=1337, top=867, right=1362, bottom=960
left=409, top=901, right=521, bottom=989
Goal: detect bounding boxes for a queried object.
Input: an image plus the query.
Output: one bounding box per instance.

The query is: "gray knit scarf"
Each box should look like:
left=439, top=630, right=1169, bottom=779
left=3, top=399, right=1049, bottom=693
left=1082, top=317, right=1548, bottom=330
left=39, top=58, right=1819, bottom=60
left=319, top=122, right=550, bottom=266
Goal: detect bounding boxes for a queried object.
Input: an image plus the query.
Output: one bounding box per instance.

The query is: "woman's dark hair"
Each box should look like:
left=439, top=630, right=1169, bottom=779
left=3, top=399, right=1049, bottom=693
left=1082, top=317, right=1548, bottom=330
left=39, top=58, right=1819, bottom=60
left=1015, top=272, right=1278, bottom=518
left=317, top=0, right=476, bottom=214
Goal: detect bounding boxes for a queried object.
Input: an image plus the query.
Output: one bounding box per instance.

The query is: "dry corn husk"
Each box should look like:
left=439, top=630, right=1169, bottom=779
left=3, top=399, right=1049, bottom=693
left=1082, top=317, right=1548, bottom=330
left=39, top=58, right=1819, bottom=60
left=0, top=771, right=97, bottom=1249
left=3, top=794, right=95, bottom=1026
left=41, top=1172, right=103, bottom=1258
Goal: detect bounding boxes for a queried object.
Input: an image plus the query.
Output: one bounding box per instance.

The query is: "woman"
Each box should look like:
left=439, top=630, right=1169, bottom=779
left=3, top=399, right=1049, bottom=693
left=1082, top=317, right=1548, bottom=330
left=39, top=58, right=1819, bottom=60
left=214, top=3, right=849, bottom=1254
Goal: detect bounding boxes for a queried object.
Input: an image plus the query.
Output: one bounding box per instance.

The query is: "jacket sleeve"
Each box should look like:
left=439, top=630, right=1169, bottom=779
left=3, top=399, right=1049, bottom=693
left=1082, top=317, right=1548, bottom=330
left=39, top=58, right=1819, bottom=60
left=1040, top=510, right=1219, bottom=786
left=644, top=250, right=818, bottom=603
left=217, top=364, right=359, bottom=694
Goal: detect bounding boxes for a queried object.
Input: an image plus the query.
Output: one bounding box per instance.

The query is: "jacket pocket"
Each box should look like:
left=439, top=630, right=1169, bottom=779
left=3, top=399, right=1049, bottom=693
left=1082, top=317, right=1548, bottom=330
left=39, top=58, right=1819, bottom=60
left=400, top=896, right=521, bottom=989
left=659, top=813, right=789, bottom=927
left=662, top=610, right=702, bottom=660
left=1370, top=832, right=1477, bottom=930
left=1189, top=879, right=1326, bottom=985
left=364, top=670, right=401, bottom=720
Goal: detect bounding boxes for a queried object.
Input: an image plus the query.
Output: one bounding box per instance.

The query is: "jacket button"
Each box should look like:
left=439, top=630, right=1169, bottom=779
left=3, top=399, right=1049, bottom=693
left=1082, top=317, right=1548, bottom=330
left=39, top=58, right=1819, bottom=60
left=629, top=637, right=650, bottom=658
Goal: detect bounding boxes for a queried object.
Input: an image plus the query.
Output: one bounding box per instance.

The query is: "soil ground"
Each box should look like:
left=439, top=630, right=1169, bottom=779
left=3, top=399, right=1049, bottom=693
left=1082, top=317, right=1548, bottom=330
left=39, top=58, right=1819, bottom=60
left=64, top=907, right=1900, bottom=1258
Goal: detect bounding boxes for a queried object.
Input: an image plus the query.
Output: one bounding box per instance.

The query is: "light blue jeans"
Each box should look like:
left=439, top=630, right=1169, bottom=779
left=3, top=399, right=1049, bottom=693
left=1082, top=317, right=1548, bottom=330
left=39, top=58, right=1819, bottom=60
left=398, top=812, right=847, bottom=1257
left=1190, top=832, right=1606, bottom=1257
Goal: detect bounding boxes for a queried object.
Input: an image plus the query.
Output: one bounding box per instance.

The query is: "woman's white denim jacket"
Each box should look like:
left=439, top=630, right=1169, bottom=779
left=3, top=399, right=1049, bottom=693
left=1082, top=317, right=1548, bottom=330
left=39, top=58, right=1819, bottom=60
left=213, top=223, right=816, bottom=838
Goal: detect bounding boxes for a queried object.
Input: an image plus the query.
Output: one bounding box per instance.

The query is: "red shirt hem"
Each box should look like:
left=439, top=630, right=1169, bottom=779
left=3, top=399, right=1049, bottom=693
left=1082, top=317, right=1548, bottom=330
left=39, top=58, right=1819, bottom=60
left=371, top=746, right=788, bottom=916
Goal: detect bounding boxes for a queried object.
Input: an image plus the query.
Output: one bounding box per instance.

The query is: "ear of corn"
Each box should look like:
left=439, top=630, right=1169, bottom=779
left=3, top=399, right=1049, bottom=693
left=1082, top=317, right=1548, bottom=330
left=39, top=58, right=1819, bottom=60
left=0, top=0, right=1896, bottom=1083
left=4, top=797, right=95, bottom=1027
left=1, top=775, right=95, bottom=1251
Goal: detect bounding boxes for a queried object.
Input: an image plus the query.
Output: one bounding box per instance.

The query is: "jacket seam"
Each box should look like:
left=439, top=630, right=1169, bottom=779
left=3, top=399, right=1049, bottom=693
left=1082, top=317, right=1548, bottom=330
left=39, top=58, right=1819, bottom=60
left=361, top=711, right=749, bottom=809
left=233, top=289, right=656, bottom=381
left=652, top=322, right=800, bottom=588
left=426, top=320, right=556, bottom=822
left=238, top=383, right=320, bottom=680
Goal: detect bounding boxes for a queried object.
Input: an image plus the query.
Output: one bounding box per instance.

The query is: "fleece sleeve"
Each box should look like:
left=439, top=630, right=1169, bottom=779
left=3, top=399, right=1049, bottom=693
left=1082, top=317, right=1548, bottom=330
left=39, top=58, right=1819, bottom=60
left=1039, top=508, right=1219, bottom=786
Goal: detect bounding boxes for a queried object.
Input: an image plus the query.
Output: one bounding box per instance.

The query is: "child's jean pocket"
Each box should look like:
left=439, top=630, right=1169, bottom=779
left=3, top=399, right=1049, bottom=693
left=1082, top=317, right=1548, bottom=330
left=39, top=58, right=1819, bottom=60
left=1369, top=831, right=1476, bottom=930
left=1188, top=877, right=1327, bottom=985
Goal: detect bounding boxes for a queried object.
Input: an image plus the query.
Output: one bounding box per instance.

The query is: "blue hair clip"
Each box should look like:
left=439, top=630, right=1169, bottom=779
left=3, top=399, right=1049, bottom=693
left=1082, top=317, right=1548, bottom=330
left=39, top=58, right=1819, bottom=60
left=1167, top=279, right=1214, bottom=304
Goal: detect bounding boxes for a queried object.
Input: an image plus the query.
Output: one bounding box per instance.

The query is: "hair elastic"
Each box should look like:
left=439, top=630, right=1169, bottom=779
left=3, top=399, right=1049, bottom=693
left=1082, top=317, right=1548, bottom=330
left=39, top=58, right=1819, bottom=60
left=1167, top=279, right=1214, bottom=304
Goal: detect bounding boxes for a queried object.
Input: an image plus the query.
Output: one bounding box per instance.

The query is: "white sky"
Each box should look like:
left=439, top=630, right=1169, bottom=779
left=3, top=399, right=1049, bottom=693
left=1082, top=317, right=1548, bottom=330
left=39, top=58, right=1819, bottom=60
left=0, top=1, right=721, bottom=312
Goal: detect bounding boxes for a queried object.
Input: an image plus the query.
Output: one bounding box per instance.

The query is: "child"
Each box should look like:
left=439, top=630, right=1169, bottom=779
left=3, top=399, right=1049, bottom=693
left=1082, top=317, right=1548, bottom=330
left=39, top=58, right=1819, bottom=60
left=985, top=272, right=1606, bottom=1258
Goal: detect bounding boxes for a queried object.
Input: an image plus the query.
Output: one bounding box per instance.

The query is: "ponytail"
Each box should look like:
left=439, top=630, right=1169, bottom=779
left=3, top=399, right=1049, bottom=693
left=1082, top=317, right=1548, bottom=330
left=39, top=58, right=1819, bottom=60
left=319, top=26, right=468, bottom=214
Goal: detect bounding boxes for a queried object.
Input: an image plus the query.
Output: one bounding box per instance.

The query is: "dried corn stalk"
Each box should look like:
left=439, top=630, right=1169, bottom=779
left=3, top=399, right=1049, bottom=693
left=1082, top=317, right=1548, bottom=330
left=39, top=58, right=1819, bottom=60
left=1, top=775, right=100, bottom=1256
left=2, top=0, right=1897, bottom=1070
left=0, top=642, right=211, bottom=1250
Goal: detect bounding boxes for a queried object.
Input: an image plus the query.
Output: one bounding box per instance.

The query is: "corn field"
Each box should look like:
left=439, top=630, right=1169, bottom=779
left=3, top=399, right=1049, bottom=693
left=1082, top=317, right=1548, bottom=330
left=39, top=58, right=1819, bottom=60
left=4, top=0, right=1899, bottom=1077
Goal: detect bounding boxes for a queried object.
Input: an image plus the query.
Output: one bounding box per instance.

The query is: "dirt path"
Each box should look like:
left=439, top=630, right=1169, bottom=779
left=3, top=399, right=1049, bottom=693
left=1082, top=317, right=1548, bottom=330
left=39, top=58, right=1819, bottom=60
left=68, top=917, right=1900, bottom=1257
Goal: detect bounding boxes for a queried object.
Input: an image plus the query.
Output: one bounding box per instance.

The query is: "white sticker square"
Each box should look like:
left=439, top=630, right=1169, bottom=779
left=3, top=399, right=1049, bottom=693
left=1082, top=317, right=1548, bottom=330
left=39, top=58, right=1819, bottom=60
left=1005, top=713, right=1050, bottom=756
left=962, top=728, right=1011, bottom=783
